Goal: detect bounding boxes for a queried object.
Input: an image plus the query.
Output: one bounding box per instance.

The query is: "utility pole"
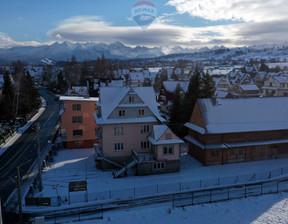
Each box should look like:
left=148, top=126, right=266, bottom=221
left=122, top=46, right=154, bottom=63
left=17, top=166, right=22, bottom=223
left=36, top=123, right=43, bottom=191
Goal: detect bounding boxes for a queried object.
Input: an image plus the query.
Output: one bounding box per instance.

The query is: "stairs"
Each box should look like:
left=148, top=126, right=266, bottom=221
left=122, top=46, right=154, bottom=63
left=113, top=158, right=138, bottom=178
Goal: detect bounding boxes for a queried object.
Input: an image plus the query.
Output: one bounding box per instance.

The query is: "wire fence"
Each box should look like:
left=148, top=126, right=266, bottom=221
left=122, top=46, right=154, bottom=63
left=25, top=166, right=288, bottom=206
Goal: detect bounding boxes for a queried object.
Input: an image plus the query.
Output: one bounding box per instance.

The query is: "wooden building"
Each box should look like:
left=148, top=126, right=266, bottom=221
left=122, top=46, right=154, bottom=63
left=184, top=97, right=288, bottom=165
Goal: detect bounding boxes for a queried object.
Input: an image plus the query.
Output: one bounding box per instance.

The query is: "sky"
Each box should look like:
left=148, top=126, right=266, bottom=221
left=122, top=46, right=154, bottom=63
left=1, top=0, right=288, bottom=50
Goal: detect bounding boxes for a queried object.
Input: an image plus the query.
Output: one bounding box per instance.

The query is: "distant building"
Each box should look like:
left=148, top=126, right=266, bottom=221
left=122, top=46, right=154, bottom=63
left=185, top=97, right=288, bottom=165
left=94, top=87, right=183, bottom=176
left=261, top=75, right=288, bottom=97
left=60, top=96, right=99, bottom=149
left=235, top=84, right=260, bottom=97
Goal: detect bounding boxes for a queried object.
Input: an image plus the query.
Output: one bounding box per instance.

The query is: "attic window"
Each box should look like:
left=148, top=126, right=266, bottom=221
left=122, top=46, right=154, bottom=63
left=119, top=110, right=126, bottom=117
left=129, top=96, right=134, bottom=103
left=138, top=109, right=145, bottom=116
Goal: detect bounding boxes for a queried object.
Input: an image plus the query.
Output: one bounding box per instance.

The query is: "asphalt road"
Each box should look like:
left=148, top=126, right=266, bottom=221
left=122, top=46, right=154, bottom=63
left=0, top=88, right=60, bottom=222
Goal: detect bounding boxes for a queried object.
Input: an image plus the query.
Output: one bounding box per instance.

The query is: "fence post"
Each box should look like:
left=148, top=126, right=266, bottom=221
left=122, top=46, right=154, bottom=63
left=261, top=183, right=263, bottom=195
left=54, top=210, right=56, bottom=224
left=277, top=181, right=279, bottom=193
left=134, top=187, right=136, bottom=197
left=227, top=188, right=230, bottom=200
left=235, top=176, right=238, bottom=184
left=109, top=190, right=112, bottom=199
left=200, top=180, right=202, bottom=188
left=172, top=195, right=174, bottom=208
left=210, top=190, right=212, bottom=203
left=244, top=186, right=247, bottom=198
left=191, top=192, right=194, bottom=205
left=179, top=182, right=182, bottom=191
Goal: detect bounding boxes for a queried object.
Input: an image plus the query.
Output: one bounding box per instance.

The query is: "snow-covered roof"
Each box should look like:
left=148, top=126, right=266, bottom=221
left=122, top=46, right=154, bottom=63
left=59, top=96, right=99, bottom=102
left=215, top=90, right=229, bottom=98
left=97, top=87, right=164, bottom=123
left=130, top=72, right=144, bottom=81
left=274, top=76, right=288, bottom=84
left=240, top=85, right=259, bottom=91
left=188, top=97, right=288, bottom=134
left=148, top=125, right=184, bottom=145
left=163, top=81, right=189, bottom=93
left=153, top=125, right=168, bottom=141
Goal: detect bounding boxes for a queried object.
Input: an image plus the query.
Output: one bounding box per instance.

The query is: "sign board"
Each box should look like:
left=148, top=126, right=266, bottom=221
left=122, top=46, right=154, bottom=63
left=69, top=181, right=87, bottom=192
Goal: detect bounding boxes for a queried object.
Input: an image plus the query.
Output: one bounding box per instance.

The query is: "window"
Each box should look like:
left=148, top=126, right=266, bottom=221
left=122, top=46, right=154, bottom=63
left=73, top=130, right=83, bottom=136
left=211, top=151, right=219, bottom=157
left=163, top=146, right=173, bottom=155
left=153, top=162, right=165, bottom=170
left=114, top=143, right=124, bottom=151
left=141, top=141, right=150, bottom=149
left=141, top=125, right=150, bottom=133
left=114, top=126, right=124, bottom=135
left=72, top=104, right=81, bottom=111
left=119, top=110, right=126, bottom=117
left=138, top=109, right=145, bottom=116
left=129, top=96, right=134, bottom=103
left=72, top=116, right=82, bottom=123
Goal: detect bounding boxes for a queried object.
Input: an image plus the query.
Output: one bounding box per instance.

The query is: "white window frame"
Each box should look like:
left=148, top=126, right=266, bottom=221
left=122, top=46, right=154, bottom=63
left=114, top=143, right=124, bottom=151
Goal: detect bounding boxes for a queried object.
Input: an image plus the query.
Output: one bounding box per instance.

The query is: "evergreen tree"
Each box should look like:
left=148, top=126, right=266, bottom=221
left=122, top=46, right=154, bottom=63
left=182, top=67, right=202, bottom=123
left=201, top=71, right=216, bottom=98
left=18, top=71, right=40, bottom=116
left=169, top=84, right=183, bottom=135
left=0, top=71, right=15, bottom=120
left=259, top=60, right=269, bottom=72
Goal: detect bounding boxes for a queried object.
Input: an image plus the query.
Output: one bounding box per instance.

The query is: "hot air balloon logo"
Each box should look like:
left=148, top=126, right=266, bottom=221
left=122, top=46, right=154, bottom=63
left=131, top=1, right=157, bottom=30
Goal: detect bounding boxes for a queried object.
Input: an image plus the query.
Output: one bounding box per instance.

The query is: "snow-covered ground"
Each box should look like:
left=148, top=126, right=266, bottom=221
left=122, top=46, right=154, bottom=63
left=69, top=192, right=288, bottom=224
left=34, top=148, right=288, bottom=206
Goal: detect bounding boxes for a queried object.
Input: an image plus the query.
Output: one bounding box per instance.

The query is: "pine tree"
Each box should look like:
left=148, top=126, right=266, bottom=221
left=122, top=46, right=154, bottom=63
left=182, top=66, right=202, bottom=123
left=169, top=84, right=182, bottom=135
left=0, top=71, right=15, bottom=120
left=201, top=71, right=216, bottom=98
left=18, top=71, right=40, bottom=116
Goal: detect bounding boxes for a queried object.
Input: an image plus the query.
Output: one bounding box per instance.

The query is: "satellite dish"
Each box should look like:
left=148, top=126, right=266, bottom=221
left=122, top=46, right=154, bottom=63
left=131, top=1, right=157, bottom=30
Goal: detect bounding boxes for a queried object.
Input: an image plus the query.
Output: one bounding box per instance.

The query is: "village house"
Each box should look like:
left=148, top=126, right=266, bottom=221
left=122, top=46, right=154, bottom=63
left=158, top=81, right=189, bottom=114
left=94, top=86, right=183, bottom=176
left=213, top=77, right=231, bottom=92
left=233, top=84, right=260, bottom=97
left=261, top=75, right=288, bottom=97
left=59, top=96, right=99, bottom=149
left=184, top=97, right=288, bottom=165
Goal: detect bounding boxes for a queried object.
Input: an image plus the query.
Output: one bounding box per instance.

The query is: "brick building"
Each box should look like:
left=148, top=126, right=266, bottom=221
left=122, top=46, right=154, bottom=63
left=184, top=97, right=288, bottom=165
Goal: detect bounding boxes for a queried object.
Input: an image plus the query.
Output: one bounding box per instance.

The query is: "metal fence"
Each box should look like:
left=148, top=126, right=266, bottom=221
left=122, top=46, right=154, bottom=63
left=28, top=177, right=288, bottom=224
left=28, top=166, right=288, bottom=206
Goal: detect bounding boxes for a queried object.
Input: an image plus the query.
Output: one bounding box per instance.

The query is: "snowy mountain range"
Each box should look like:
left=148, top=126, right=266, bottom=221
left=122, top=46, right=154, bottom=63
left=0, top=41, right=288, bottom=64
